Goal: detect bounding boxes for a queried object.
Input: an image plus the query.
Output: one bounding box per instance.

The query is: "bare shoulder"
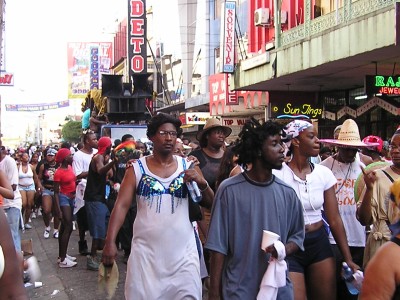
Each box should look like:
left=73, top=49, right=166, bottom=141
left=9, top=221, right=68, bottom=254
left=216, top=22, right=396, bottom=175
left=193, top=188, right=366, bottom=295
left=361, top=241, right=400, bottom=299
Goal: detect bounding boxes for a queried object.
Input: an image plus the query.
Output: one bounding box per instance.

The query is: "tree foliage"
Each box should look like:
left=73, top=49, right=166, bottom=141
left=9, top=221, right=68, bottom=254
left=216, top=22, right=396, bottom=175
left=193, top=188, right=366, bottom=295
left=61, top=120, right=82, bottom=143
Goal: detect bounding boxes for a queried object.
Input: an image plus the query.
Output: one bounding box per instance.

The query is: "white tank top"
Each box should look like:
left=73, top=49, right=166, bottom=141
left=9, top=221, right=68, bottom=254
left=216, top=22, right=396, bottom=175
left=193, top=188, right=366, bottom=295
left=18, top=164, right=34, bottom=186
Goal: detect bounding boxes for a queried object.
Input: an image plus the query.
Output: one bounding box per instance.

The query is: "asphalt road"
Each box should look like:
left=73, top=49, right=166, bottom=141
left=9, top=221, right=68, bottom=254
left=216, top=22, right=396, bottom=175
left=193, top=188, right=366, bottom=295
left=22, top=215, right=208, bottom=299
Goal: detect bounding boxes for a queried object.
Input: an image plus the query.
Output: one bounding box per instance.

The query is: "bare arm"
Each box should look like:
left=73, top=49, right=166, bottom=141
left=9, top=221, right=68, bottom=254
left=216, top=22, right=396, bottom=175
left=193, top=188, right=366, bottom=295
left=31, top=165, right=43, bottom=191
left=324, top=186, right=359, bottom=270
left=76, top=171, right=88, bottom=180
left=360, top=242, right=399, bottom=300
left=356, top=167, right=376, bottom=225
left=193, top=165, right=214, bottom=210
left=37, top=164, right=44, bottom=182
left=0, top=170, right=14, bottom=199
left=208, top=251, right=225, bottom=300
left=53, top=181, right=62, bottom=219
left=102, top=167, right=136, bottom=266
left=90, top=116, right=107, bottom=125
left=94, top=155, right=116, bottom=176
left=0, top=209, right=28, bottom=299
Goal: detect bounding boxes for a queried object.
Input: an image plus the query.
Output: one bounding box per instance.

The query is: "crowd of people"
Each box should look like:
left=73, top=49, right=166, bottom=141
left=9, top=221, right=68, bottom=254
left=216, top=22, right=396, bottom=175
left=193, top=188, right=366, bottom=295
left=1, top=113, right=400, bottom=299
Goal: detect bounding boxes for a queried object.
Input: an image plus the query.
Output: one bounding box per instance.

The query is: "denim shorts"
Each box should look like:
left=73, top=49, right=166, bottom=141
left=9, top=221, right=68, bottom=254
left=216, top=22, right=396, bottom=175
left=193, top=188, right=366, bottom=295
left=85, top=201, right=109, bottom=239
left=287, top=226, right=334, bottom=273
left=18, top=183, right=35, bottom=192
left=3, top=207, right=21, bottom=252
left=59, top=193, right=75, bottom=208
left=42, top=188, right=54, bottom=197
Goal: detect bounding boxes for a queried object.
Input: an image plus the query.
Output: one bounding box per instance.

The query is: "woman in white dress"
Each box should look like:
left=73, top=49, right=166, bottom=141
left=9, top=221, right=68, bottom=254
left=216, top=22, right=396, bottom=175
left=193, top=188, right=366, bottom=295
left=102, top=113, right=214, bottom=300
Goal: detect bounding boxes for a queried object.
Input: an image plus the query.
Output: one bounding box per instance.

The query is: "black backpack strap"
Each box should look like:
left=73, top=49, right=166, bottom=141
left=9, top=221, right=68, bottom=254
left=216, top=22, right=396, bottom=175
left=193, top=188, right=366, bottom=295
left=381, top=169, right=395, bottom=182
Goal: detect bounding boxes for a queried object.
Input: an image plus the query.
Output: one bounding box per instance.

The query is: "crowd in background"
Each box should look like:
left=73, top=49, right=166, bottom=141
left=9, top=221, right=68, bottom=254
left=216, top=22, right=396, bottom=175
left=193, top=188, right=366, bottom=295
left=1, top=114, right=400, bottom=299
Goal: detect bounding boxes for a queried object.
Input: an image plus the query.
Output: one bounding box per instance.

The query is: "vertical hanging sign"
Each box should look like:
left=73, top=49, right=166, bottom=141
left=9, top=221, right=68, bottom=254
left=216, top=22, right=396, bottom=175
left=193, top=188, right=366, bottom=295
left=90, top=46, right=99, bottom=90
left=128, top=0, right=147, bottom=79
left=220, top=1, right=236, bottom=73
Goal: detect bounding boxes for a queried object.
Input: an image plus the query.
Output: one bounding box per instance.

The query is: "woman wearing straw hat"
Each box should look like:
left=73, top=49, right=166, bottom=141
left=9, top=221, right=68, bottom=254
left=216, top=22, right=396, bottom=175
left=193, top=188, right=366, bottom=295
left=357, top=128, right=400, bottom=268
left=190, top=117, right=232, bottom=283
left=191, top=118, right=232, bottom=192
left=274, top=119, right=359, bottom=300
left=320, top=119, right=375, bottom=300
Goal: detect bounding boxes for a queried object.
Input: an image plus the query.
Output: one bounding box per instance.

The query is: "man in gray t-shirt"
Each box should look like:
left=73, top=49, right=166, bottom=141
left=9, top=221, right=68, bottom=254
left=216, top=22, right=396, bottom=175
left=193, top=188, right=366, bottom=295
left=205, top=119, right=305, bottom=300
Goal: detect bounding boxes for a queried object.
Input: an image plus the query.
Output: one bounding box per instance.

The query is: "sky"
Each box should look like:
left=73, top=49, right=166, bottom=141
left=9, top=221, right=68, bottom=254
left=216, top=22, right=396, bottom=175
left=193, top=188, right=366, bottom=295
left=0, top=0, right=179, bottom=145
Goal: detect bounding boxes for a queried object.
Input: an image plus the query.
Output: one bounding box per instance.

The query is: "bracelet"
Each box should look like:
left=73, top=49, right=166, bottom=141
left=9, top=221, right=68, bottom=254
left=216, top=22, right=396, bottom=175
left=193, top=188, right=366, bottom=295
left=199, top=181, right=209, bottom=192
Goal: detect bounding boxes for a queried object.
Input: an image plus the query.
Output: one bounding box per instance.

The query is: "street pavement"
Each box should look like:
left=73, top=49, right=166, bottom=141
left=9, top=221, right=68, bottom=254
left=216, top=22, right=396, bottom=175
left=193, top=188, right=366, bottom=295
left=22, top=215, right=209, bottom=299
left=22, top=216, right=126, bottom=300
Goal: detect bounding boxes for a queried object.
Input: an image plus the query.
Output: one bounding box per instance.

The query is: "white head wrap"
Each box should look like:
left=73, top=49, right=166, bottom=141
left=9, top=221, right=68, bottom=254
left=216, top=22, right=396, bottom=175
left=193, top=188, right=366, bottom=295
left=283, top=120, right=313, bottom=147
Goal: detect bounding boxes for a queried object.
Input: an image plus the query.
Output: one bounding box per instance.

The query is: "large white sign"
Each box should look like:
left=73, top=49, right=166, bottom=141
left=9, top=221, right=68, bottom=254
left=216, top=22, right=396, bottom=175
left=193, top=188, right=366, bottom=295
left=220, top=1, right=236, bottom=73
left=185, top=112, right=211, bottom=125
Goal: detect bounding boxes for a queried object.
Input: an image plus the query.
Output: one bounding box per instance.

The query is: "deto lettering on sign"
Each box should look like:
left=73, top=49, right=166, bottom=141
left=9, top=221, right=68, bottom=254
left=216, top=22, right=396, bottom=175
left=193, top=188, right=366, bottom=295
left=129, top=0, right=146, bottom=74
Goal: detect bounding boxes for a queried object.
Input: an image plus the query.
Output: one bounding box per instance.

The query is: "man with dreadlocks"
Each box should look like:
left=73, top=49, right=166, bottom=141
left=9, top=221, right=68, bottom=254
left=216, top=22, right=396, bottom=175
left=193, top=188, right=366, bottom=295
left=205, top=119, right=305, bottom=300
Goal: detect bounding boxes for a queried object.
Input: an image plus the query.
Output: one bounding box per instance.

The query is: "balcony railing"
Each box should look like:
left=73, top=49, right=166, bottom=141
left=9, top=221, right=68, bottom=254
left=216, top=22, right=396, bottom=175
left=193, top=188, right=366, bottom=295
left=281, top=0, right=395, bottom=47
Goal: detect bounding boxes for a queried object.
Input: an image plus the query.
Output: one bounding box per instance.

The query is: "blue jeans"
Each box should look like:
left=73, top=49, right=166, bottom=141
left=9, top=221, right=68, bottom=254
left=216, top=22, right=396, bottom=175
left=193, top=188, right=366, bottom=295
left=4, top=207, right=21, bottom=252
left=59, top=193, right=75, bottom=208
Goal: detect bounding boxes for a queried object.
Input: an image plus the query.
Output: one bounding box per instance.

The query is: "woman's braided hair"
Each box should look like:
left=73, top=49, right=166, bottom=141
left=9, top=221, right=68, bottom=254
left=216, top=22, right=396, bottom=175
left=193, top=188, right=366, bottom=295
left=233, top=118, right=284, bottom=166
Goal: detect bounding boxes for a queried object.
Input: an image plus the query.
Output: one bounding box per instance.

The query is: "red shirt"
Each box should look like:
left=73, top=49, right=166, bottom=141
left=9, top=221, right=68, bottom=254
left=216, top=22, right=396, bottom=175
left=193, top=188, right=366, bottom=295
left=54, top=166, right=76, bottom=195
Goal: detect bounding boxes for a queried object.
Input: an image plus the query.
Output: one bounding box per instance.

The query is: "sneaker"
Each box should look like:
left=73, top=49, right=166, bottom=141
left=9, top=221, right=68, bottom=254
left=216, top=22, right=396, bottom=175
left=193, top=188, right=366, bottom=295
left=87, top=256, right=99, bottom=271
left=31, top=212, right=37, bottom=219
left=44, top=229, right=50, bottom=239
left=59, top=258, right=77, bottom=268
left=53, top=231, right=59, bottom=239
left=25, top=223, right=32, bottom=229
left=57, top=254, right=77, bottom=263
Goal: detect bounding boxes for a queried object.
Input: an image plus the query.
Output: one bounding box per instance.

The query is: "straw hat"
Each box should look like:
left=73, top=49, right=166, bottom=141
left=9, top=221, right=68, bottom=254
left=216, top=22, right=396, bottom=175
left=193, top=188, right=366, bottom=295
left=319, top=119, right=378, bottom=148
left=196, top=118, right=232, bottom=141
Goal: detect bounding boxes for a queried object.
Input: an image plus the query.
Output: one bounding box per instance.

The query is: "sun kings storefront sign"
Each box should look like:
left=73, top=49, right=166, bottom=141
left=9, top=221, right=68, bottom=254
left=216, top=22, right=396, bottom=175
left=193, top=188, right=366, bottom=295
left=219, top=1, right=236, bottom=73
left=128, top=0, right=147, bottom=77
left=269, top=91, right=322, bottom=119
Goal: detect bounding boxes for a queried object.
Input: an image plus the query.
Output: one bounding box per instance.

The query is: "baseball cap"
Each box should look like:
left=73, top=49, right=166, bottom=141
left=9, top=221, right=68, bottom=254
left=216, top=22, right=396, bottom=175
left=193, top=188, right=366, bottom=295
left=47, top=148, right=58, bottom=156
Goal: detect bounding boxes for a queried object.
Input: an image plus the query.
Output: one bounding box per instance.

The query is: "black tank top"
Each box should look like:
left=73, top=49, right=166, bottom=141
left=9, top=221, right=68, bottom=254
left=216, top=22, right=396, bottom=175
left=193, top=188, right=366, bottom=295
left=84, top=155, right=107, bottom=202
left=42, top=162, right=58, bottom=188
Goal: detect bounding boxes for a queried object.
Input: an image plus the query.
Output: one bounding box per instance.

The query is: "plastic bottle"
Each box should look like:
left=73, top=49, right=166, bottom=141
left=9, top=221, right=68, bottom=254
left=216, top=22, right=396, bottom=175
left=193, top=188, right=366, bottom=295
left=186, top=162, right=202, bottom=203
left=342, top=262, right=360, bottom=295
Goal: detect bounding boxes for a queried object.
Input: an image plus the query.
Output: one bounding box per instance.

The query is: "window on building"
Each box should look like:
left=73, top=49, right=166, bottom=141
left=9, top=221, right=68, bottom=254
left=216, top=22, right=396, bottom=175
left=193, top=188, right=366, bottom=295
left=214, top=47, right=220, bottom=73
left=215, top=0, right=223, bottom=19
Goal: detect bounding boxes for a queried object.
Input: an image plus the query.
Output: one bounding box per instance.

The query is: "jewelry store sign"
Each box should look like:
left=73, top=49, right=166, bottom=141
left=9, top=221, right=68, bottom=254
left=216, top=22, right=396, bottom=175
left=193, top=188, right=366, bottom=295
left=365, top=75, right=400, bottom=96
